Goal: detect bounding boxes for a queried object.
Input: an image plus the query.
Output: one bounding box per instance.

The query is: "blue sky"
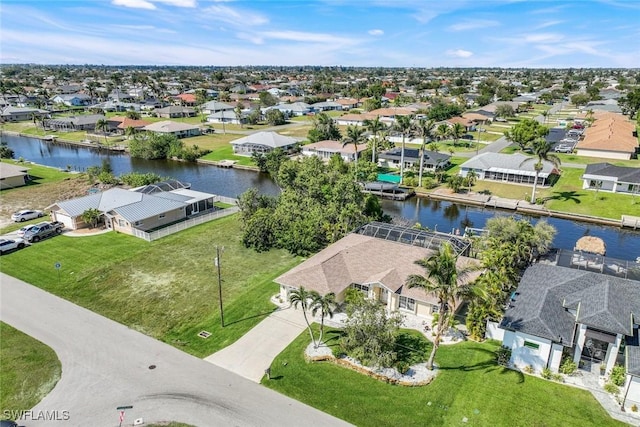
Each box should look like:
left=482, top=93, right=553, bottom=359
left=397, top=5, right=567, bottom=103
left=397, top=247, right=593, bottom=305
left=1, top=0, right=639, bottom=67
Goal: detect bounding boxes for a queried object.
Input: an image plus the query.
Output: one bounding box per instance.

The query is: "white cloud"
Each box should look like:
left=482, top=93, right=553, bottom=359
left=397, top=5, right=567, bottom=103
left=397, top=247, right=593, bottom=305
left=523, top=33, right=564, bottom=43
left=261, top=31, right=355, bottom=45
left=448, top=19, right=499, bottom=32
left=111, top=0, right=156, bottom=10
left=368, top=29, right=384, bottom=36
left=236, top=32, right=264, bottom=45
left=154, top=0, right=197, bottom=7
left=446, top=49, right=473, bottom=58
left=534, top=20, right=564, bottom=30
left=203, top=4, right=268, bottom=27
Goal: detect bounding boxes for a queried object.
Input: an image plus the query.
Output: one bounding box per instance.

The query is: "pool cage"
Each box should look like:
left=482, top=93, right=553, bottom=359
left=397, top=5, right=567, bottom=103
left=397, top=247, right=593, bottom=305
left=355, top=221, right=472, bottom=257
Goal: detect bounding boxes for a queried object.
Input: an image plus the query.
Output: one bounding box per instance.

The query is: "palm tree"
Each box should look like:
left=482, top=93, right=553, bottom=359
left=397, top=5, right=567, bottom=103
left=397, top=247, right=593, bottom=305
left=520, top=137, right=561, bottom=204
left=95, top=118, right=109, bottom=146
left=124, top=126, right=137, bottom=140
left=343, top=125, right=366, bottom=178
left=393, top=114, right=414, bottom=184
left=405, top=242, right=480, bottom=370
left=435, top=123, right=450, bottom=142
left=541, top=110, right=548, bottom=125
left=414, top=118, right=436, bottom=188
left=234, top=105, right=243, bottom=128
left=289, top=287, right=316, bottom=348
left=363, top=116, right=386, bottom=163
left=310, top=292, right=336, bottom=348
left=450, top=123, right=466, bottom=146
left=466, top=169, right=477, bottom=193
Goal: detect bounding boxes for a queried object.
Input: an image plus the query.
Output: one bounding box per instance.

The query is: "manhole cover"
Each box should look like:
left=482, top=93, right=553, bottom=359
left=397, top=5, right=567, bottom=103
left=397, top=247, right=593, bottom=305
left=148, top=365, right=156, bottom=370
left=198, top=330, right=212, bottom=339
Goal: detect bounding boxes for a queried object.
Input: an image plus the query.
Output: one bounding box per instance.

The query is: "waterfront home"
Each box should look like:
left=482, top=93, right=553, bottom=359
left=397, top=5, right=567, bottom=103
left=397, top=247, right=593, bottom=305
left=44, top=114, right=105, bottom=132
left=581, top=163, right=640, bottom=194
left=50, top=93, right=92, bottom=107
left=275, top=222, right=479, bottom=317
left=0, top=162, right=29, bottom=189
left=459, top=152, right=560, bottom=186
left=47, top=181, right=218, bottom=237
left=142, top=121, right=200, bottom=138
left=200, top=101, right=234, bottom=115
left=301, top=140, right=367, bottom=162
left=230, top=131, right=300, bottom=156
left=378, top=147, right=451, bottom=171
left=0, top=106, right=49, bottom=122
left=155, top=105, right=196, bottom=118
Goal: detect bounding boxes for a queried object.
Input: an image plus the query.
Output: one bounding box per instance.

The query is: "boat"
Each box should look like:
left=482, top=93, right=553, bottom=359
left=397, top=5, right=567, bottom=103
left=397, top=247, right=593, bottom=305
left=43, top=135, right=58, bottom=141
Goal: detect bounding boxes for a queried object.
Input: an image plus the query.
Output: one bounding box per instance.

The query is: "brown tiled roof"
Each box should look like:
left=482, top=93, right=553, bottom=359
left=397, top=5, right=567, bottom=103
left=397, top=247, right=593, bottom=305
left=112, top=117, right=151, bottom=129
left=336, top=113, right=377, bottom=122
left=462, top=112, right=491, bottom=122
left=305, top=140, right=367, bottom=154
left=446, top=116, right=473, bottom=126
left=274, top=233, right=480, bottom=304
left=576, top=112, right=637, bottom=154
left=336, top=98, right=358, bottom=106
left=368, top=107, right=416, bottom=117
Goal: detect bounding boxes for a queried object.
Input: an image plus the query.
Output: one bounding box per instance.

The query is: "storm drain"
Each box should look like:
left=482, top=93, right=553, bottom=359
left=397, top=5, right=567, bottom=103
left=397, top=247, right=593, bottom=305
left=198, top=331, right=212, bottom=339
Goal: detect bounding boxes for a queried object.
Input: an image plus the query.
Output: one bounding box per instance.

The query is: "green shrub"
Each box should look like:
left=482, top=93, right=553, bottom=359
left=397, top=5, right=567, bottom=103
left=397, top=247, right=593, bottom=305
left=421, top=177, right=438, bottom=189
left=604, top=382, right=619, bottom=395
left=495, top=346, right=511, bottom=366
left=610, top=364, right=626, bottom=386
left=631, top=404, right=638, bottom=412
left=523, top=365, right=534, bottom=374
left=396, top=361, right=410, bottom=375
left=541, top=367, right=552, bottom=379
left=403, top=176, right=418, bottom=187
left=559, top=358, right=577, bottom=375
left=551, top=373, right=564, bottom=382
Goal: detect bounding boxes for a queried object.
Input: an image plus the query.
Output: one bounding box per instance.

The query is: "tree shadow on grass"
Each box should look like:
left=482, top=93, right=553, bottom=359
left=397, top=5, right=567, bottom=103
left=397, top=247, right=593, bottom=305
left=223, top=309, right=276, bottom=327
left=545, top=191, right=582, bottom=204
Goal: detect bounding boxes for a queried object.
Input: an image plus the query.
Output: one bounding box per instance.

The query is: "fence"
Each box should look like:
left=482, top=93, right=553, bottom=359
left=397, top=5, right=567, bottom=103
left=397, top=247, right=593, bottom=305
left=132, top=204, right=239, bottom=242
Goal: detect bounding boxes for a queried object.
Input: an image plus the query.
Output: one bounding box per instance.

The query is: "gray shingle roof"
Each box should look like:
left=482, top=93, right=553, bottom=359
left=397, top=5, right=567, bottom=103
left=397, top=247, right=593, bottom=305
left=460, top=152, right=559, bottom=177
left=500, top=264, right=640, bottom=344
left=379, top=148, right=450, bottom=163
left=584, top=163, right=640, bottom=184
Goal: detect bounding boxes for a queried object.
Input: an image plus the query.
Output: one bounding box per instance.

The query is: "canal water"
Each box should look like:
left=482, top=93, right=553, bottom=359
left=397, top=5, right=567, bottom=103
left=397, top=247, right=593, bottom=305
left=3, top=134, right=639, bottom=261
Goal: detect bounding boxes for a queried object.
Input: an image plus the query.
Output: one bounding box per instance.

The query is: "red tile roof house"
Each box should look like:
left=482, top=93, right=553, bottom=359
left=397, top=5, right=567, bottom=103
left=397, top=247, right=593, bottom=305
left=107, top=116, right=151, bottom=134
left=175, top=93, right=197, bottom=106
left=575, top=112, right=638, bottom=160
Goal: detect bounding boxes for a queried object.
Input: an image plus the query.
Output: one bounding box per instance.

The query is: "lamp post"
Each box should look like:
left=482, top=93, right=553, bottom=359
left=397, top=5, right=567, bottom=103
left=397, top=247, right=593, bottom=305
left=215, top=246, right=225, bottom=327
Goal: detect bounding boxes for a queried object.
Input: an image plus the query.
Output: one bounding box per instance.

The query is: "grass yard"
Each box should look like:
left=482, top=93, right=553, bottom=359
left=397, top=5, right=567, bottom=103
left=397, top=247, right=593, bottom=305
left=263, top=332, right=623, bottom=427
left=0, top=322, right=62, bottom=414
left=0, top=215, right=302, bottom=357
left=199, top=145, right=255, bottom=166
left=539, top=168, right=640, bottom=219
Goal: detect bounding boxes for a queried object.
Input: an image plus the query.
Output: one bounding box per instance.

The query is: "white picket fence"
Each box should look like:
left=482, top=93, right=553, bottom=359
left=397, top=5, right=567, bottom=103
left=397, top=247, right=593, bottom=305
left=132, top=200, right=239, bottom=242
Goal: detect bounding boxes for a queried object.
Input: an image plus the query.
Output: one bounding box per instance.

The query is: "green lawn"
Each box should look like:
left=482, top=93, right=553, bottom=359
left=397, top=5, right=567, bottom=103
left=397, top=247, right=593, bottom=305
left=0, top=322, right=62, bottom=414
left=0, top=215, right=302, bottom=357
left=263, top=332, right=623, bottom=427
left=199, top=145, right=255, bottom=166
left=539, top=168, right=640, bottom=219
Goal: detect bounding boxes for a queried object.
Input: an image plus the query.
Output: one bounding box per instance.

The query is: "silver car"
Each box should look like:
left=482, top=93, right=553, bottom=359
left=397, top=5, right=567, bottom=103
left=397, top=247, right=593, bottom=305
left=11, top=209, right=44, bottom=222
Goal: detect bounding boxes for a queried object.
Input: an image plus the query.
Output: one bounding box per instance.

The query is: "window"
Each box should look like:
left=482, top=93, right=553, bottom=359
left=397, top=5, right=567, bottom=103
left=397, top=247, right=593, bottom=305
left=117, top=219, right=125, bottom=227
left=431, top=305, right=439, bottom=314
left=524, top=341, right=540, bottom=350
left=352, top=283, right=369, bottom=293
left=134, top=220, right=143, bottom=226
left=158, top=214, right=165, bottom=219
left=399, top=296, right=415, bottom=311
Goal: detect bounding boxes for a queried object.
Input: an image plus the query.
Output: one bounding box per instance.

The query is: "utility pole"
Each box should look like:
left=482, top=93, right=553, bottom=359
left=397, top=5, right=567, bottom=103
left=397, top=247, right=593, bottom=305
left=215, top=246, right=225, bottom=327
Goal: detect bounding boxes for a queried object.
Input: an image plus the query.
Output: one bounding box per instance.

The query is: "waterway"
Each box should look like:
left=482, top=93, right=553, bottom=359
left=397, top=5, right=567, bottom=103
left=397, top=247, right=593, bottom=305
left=3, top=134, right=639, bottom=261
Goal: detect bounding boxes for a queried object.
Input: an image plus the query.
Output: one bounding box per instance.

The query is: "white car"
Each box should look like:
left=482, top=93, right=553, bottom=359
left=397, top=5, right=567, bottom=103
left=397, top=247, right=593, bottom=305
left=17, top=224, right=38, bottom=237
left=0, top=238, right=26, bottom=255
left=11, top=209, right=44, bottom=222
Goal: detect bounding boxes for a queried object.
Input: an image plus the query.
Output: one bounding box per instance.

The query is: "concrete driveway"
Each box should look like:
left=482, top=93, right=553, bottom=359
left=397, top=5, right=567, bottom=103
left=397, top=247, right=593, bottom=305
left=0, top=273, right=350, bottom=427
left=205, top=306, right=308, bottom=382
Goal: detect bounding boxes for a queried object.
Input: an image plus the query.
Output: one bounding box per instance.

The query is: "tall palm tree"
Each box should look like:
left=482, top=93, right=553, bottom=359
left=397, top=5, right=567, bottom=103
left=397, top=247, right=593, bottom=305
left=405, top=242, right=480, bottom=370
left=310, top=292, right=336, bottom=348
left=95, top=118, right=109, bottom=146
left=393, top=114, right=414, bottom=184
left=363, top=116, right=386, bottom=163
left=450, top=123, right=466, bottom=146
left=289, top=287, right=317, bottom=348
left=466, top=169, right=477, bottom=193
left=520, top=137, right=561, bottom=204
left=414, top=118, right=436, bottom=188
left=343, top=125, right=366, bottom=179
left=435, top=123, right=450, bottom=142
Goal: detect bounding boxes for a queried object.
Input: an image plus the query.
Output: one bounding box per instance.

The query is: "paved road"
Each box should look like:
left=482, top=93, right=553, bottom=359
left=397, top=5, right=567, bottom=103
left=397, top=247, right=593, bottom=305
left=0, top=274, right=351, bottom=427
left=205, top=306, right=306, bottom=382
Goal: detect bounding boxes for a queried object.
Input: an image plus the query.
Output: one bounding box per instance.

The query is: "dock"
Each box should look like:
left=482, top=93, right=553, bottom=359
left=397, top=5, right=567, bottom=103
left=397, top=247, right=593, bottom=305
left=361, top=188, right=414, bottom=200
left=217, top=160, right=237, bottom=168
left=622, top=215, right=640, bottom=229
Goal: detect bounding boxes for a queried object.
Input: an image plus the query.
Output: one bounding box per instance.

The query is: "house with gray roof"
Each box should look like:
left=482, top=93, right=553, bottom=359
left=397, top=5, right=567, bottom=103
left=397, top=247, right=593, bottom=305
left=0, top=106, right=50, bottom=122
left=143, top=120, right=200, bottom=138
left=0, top=162, right=30, bottom=189
left=378, top=147, right=451, bottom=172
left=230, top=131, right=301, bottom=156
left=44, top=114, right=105, bottom=131
left=459, top=152, right=560, bottom=186
left=496, top=264, right=640, bottom=408
left=46, top=183, right=218, bottom=239
left=155, top=105, right=196, bottom=118
left=582, top=163, right=640, bottom=195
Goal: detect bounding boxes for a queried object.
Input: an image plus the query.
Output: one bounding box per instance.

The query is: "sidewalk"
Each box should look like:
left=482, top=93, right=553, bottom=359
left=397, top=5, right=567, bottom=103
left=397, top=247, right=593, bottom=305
left=204, top=304, right=307, bottom=382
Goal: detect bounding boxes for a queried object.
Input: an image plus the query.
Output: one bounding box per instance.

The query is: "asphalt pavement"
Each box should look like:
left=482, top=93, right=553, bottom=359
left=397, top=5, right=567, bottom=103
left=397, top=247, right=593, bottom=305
left=0, top=273, right=351, bottom=427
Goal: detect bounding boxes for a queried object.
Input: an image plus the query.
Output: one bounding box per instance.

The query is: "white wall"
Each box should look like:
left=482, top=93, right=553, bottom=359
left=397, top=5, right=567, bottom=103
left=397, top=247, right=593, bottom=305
left=549, top=343, right=564, bottom=372
left=503, top=330, right=552, bottom=373
left=624, top=376, right=640, bottom=409
left=485, top=321, right=505, bottom=341
left=581, top=178, right=616, bottom=192
left=576, top=149, right=631, bottom=160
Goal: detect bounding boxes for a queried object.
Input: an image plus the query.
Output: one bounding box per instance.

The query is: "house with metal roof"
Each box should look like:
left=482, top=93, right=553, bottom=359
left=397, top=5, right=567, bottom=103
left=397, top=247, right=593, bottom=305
left=0, top=162, right=30, bottom=189
left=496, top=264, right=640, bottom=409
left=459, top=152, right=560, bottom=186
left=230, top=131, right=301, bottom=156
left=46, top=184, right=218, bottom=238
left=142, top=120, right=200, bottom=138
left=581, top=163, right=640, bottom=195
left=378, top=147, right=451, bottom=172
left=301, top=140, right=366, bottom=162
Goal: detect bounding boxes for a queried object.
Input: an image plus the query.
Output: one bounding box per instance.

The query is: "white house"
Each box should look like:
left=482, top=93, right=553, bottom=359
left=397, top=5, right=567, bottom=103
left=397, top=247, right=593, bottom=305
left=143, top=121, right=200, bottom=138
left=230, top=131, right=300, bottom=156
left=301, top=140, right=367, bottom=162
left=581, top=163, right=640, bottom=195
left=459, top=152, right=560, bottom=186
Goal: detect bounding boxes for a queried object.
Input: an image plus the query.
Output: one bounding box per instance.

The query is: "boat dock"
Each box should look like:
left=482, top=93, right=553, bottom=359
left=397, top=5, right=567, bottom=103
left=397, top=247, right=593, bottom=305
left=622, top=215, right=640, bottom=229
left=361, top=188, right=414, bottom=200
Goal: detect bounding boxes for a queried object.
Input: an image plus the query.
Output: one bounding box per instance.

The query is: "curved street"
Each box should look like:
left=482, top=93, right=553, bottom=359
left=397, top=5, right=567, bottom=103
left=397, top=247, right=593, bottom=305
left=0, top=273, right=350, bottom=427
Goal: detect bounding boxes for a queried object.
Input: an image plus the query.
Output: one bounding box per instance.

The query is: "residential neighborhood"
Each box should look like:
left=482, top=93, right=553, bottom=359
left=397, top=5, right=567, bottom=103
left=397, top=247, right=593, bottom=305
left=1, top=1, right=640, bottom=427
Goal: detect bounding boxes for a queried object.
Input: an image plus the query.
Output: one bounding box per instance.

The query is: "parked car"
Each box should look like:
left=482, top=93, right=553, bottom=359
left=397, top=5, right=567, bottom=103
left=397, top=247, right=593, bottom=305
left=23, top=221, right=64, bottom=243
left=0, top=238, right=26, bottom=255
left=17, top=223, right=39, bottom=236
left=11, top=209, right=44, bottom=222
left=495, top=117, right=508, bottom=122
left=554, top=145, right=574, bottom=153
